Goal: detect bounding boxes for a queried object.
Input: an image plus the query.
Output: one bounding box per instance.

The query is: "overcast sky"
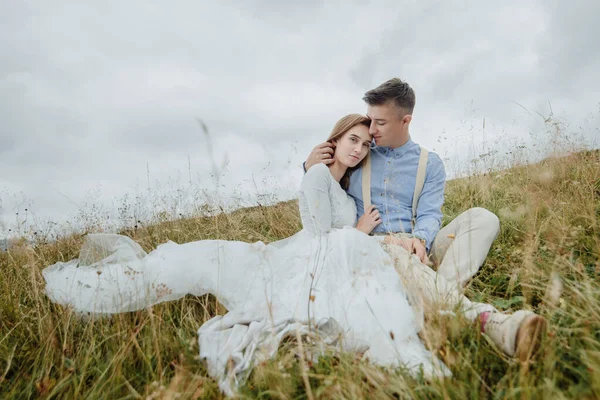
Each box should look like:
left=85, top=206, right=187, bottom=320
left=1, top=0, right=599, bottom=239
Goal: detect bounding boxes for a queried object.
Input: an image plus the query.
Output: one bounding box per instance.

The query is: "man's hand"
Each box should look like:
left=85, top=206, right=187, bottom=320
left=305, top=142, right=335, bottom=171
left=410, top=238, right=429, bottom=265
left=383, top=236, right=430, bottom=265
left=356, top=205, right=381, bottom=234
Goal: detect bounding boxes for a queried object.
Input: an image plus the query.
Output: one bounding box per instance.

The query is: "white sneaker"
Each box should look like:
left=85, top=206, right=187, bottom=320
left=483, top=310, right=547, bottom=361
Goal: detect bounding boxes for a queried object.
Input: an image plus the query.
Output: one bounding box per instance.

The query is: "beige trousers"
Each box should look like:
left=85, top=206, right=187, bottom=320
left=378, top=207, right=501, bottom=322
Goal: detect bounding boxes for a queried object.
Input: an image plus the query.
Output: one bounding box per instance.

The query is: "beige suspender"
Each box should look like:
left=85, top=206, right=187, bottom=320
left=361, top=147, right=429, bottom=230
left=412, top=147, right=428, bottom=229
left=361, top=152, right=372, bottom=215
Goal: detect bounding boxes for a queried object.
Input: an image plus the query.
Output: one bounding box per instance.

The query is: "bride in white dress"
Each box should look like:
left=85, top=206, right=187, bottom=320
left=43, top=114, right=450, bottom=395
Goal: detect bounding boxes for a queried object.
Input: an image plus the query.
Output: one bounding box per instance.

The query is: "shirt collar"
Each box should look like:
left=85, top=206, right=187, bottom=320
left=372, top=137, right=416, bottom=159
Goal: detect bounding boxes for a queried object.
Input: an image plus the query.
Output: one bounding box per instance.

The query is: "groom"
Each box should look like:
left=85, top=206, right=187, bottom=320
left=304, top=78, right=546, bottom=361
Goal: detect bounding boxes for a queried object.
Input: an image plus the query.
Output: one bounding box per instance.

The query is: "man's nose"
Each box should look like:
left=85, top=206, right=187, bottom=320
left=369, top=121, right=377, bottom=135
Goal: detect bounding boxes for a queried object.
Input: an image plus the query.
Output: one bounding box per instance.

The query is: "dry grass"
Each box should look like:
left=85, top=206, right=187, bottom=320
left=1, top=149, right=599, bottom=399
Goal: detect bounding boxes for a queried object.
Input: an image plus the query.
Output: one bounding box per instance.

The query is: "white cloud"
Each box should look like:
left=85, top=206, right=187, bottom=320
left=1, top=0, right=598, bottom=238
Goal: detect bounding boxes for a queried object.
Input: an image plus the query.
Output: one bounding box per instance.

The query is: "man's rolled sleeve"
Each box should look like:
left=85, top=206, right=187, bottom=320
left=412, top=153, right=446, bottom=251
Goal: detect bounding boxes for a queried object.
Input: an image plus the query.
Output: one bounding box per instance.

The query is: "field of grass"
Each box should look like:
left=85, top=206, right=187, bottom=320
left=1, top=149, right=599, bottom=399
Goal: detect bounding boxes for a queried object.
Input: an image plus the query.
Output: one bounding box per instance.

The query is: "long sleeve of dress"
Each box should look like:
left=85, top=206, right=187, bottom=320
left=299, top=164, right=333, bottom=236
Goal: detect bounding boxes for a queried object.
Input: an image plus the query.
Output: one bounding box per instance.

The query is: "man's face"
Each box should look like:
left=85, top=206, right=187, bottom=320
left=366, top=102, right=409, bottom=148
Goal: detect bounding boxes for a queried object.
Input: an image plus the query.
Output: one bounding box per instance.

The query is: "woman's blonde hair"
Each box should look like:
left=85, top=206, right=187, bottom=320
left=326, top=114, right=371, bottom=190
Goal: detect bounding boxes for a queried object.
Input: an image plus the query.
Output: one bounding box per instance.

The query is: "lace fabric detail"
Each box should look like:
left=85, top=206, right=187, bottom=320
left=298, top=164, right=356, bottom=234
left=330, top=183, right=357, bottom=229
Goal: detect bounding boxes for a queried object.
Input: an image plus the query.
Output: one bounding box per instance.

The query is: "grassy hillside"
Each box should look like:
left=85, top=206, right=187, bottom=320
left=1, top=150, right=599, bottom=399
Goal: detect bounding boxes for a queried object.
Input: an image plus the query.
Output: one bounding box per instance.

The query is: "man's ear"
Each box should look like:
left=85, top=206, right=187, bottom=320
left=403, top=114, right=413, bottom=125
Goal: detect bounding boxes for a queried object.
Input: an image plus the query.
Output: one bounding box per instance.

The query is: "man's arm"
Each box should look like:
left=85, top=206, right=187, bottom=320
left=412, top=152, right=446, bottom=251
left=304, top=142, right=335, bottom=172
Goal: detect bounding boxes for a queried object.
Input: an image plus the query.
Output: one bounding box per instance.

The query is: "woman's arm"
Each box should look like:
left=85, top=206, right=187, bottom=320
left=299, top=164, right=333, bottom=235
left=355, top=205, right=381, bottom=234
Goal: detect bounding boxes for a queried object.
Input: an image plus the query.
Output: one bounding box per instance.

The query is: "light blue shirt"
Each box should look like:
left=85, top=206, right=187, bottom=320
left=347, top=138, right=446, bottom=250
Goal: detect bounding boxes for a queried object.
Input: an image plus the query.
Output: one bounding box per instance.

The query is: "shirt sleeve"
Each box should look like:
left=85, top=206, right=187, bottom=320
left=412, top=152, right=446, bottom=250
left=299, top=164, right=333, bottom=235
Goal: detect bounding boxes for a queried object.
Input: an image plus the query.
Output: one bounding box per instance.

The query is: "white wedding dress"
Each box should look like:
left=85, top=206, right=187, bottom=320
left=43, top=163, right=450, bottom=395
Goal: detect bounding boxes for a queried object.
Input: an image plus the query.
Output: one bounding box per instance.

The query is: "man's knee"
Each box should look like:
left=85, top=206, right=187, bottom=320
left=467, top=207, right=500, bottom=236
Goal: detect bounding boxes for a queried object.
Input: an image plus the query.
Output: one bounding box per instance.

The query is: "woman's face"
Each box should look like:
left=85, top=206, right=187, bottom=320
left=333, top=124, right=372, bottom=168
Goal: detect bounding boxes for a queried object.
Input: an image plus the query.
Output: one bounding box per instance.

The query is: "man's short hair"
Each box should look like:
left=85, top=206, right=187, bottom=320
left=363, top=78, right=416, bottom=116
